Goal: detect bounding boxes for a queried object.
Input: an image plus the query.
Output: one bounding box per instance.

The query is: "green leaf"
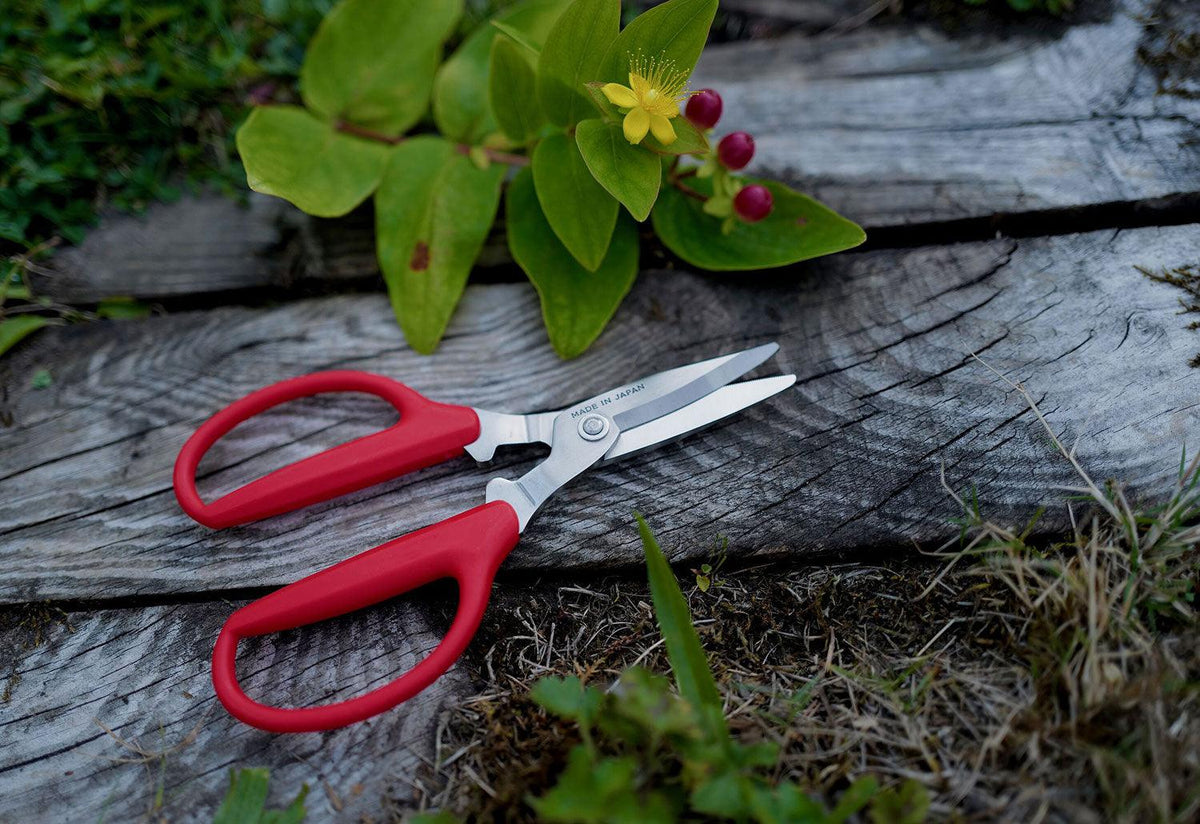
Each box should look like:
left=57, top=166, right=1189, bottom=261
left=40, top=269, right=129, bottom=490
left=830, top=776, right=879, bottom=823
left=488, top=37, right=543, bottom=144
left=96, top=297, right=151, bottom=319
left=213, top=768, right=269, bottom=824
left=236, top=106, right=391, bottom=218
left=531, top=675, right=603, bottom=724
left=575, top=119, right=661, bottom=221
left=213, top=768, right=308, bottom=824
left=635, top=513, right=729, bottom=746
left=491, top=21, right=542, bottom=56
left=644, top=116, right=709, bottom=156
left=651, top=177, right=866, bottom=270
left=734, top=739, right=781, bottom=768
left=532, top=132, right=618, bottom=270
left=536, top=0, right=620, bottom=126
left=531, top=747, right=643, bottom=822
left=605, top=667, right=697, bottom=740
left=0, top=315, right=49, bottom=359
left=434, top=0, right=571, bottom=142
left=690, top=770, right=749, bottom=819
left=260, top=788, right=308, bottom=824
left=506, top=167, right=638, bottom=359
left=582, top=81, right=621, bottom=122
left=374, top=137, right=505, bottom=353
left=599, top=0, right=717, bottom=84
left=753, top=782, right=828, bottom=824
left=300, top=0, right=462, bottom=136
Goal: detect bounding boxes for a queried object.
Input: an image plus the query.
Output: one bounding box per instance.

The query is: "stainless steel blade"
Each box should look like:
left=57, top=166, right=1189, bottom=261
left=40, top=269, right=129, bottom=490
left=603, top=375, right=796, bottom=461
left=609, top=342, right=780, bottom=432
left=553, top=343, right=779, bottom=424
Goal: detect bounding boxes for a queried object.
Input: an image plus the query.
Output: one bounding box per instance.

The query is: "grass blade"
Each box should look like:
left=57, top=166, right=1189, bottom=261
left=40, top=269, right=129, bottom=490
left=636, top=512, right=728, bottom=745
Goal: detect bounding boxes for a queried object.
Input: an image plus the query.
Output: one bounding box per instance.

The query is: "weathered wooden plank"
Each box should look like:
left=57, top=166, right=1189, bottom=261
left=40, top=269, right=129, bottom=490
left=25, top=193, right=377, bottom=305
left=29, top=0, right=1198, bottom=304
left=0, top=598, right=466, bottom=821
left=2, top=223, right=1197, bottom=603
left=695, top=0, right=1199, bottom=226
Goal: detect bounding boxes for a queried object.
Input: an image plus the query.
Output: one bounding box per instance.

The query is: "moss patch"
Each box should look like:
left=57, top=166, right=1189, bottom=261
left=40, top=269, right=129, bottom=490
left=0, top=602, right=73, bottom=704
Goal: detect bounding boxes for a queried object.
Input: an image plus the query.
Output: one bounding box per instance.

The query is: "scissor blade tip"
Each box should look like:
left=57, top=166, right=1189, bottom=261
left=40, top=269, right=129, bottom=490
left=724, top=341, right=777, bottom=358
left=759, top=374, right=796, bottom=396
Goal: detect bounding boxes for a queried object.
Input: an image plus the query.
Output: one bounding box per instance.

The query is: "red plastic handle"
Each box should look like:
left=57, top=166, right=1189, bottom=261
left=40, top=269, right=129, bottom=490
left=212, top=501, right=520, bottom=732
left=174, top=371, right=480, bottom=528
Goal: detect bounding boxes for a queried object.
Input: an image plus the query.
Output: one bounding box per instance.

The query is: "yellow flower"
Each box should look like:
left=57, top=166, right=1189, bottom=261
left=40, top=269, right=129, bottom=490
left=601, top=53, right=689, bottom=146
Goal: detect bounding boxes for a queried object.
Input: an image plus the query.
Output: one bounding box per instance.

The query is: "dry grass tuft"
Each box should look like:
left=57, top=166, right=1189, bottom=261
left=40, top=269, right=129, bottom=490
left=404, top=381, right=1199, bottom=822
left=1138, top=262, right=1200, bottom=367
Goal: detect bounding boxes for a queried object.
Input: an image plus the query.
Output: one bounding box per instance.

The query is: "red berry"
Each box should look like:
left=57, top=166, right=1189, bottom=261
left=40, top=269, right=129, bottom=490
left=733, top=185, right=773, bottom=222
left=717, top=131, right=755, bottom=170
left=684, top=88, right=723, bottom=129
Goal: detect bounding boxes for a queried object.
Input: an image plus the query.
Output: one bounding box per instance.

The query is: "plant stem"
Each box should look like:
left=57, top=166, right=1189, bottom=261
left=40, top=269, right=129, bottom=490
left=335, top=120, right=403, bottom=145
left=454, top=143, right=530, bottom=167
left=665, top=159, right=707, bottom=202
left=669, top=177, right=707, bottom=202
left=334, top=120, right=530, bottom=166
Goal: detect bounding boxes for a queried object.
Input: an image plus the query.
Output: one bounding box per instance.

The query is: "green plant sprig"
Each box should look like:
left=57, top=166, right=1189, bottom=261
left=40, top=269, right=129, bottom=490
left=236, top=0, right=866, bottom=359
left=213, top=767, right=307, bottom=824
left=499, top=515, right=928, bottom=823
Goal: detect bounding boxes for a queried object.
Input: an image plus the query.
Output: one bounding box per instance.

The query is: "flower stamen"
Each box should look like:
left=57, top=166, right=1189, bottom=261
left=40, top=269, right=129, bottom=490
left=601, top=51, right=691, bottom=146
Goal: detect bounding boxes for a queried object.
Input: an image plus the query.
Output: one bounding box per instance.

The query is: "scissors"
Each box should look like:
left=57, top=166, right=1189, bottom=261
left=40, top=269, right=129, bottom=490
left=174, top=343, right=795, bottom=733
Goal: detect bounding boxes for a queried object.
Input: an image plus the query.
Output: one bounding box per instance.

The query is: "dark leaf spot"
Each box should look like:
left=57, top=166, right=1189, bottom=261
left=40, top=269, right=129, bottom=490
left=410, top=241, right=430, bottom=271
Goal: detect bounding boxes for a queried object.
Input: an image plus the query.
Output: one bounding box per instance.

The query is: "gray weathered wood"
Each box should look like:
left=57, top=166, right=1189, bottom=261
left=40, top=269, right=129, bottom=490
left=29, top=0, right=1199, bottom=304
left=695, top=0, right=1199, bottom=226
left=0, top=599, right=466, bottom=821
left=26, top=193, right=379, bottom=305
left=2, top=223, right=1197, bottom=603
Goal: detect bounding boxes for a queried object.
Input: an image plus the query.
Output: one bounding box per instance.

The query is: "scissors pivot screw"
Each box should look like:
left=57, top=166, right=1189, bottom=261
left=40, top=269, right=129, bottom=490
left=578, top=414, right=610, bottom=441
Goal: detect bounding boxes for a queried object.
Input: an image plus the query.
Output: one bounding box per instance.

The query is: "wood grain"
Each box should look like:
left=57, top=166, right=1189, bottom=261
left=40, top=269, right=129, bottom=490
left=0, top=597, right=466, bottom=822
left=28, top=0, right=1199, bottom=304
left=3, top=224, right=1197, bottom=604
left=26, top=192, right=381, bottom=305
left=695, top=0, right=1199, bottom=227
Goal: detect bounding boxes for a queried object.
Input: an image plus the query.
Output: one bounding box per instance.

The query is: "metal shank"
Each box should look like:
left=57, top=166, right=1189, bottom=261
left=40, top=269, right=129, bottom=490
left=485, top=407, right=619, bottom=531
left=464, top=408, right=556, bottom=461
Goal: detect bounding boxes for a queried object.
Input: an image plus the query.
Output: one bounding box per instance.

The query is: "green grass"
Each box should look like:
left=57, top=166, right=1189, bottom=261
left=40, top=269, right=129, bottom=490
left=0, top=0, right=330, bottom=254
left=0, top=0, right=330, bottom=357
left=0, top=0, right=542, bottom=259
